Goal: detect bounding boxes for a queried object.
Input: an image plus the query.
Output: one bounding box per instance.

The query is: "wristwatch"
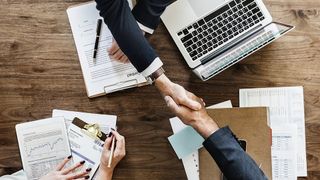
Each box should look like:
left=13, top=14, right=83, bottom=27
left=149, top=67, right=165, bottom=83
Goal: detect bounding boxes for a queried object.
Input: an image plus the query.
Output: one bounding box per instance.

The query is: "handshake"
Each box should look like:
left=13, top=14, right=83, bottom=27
left=154, top=74, right=219, bottom=139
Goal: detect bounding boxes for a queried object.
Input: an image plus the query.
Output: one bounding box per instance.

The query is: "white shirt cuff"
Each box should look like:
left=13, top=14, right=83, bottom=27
left=137, top=21, right=154, bottom=34
left=141, top=57, right=163, bottom=77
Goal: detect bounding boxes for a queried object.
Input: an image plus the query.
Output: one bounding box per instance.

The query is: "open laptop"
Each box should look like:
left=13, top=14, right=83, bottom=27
left=161, top=0, right=294, bottom=81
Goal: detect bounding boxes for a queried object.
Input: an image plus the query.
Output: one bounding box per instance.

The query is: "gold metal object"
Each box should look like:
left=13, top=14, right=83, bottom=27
left=82, top=123, right=103, bottom=140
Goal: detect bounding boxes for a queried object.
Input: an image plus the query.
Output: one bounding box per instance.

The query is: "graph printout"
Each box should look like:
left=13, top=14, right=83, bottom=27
left=16, top=117, right=71, bottom=180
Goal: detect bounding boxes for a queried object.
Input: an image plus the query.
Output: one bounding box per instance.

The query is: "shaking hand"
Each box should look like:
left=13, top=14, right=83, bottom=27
left=164, top=92, right=219, bottom=138
left=154, top=74, right=202, bottom=111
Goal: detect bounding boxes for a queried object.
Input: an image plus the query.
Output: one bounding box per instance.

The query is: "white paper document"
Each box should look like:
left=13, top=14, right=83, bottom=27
left=67, top=2, right=148, bottom=98
left=52, top=109, right=117, bottom=179
left=170, top=117, right=200, bottom=180
left=239, top=86, right=307, bottom=176
left=169, top=100, right=232, bottom=180
left=15, top=117, right=71, bottom=180
left=272, top=125, right=298, bottom=180
left=52, top=109, right=117, bottom=134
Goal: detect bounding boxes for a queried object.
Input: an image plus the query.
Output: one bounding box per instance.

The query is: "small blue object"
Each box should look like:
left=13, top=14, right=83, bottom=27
left=168, top=126, right=204, bottom=159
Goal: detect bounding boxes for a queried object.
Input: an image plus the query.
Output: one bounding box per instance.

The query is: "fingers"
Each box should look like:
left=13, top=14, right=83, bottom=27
left=166, top=96, right=193, bottom=115
left=107, top=40, right=118, bottom=55
left=179, top=94, right=202, bottom=111
left=111, top=49, right=123, bottom=60
left=119, top=54, right=129, bottom=63
left=186, top=91, right=205, bottom=107
left=55, top=155, right=72, bottom=171
left=111, top=131, right=126, bottom=157
left=61, top=160, right=85, bottom=175
left=103, top=135, right=113, bottom=150
left=108, top=40, right=128, bottom=63
left=65, top=170, right=90, bottom=180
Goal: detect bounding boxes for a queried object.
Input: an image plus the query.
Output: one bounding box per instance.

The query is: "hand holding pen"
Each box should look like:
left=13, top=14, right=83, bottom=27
left=96, top=129, right=126, bottom=180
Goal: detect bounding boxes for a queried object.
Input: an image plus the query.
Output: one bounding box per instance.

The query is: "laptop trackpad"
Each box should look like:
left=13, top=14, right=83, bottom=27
left=187, top=0, right=227, bottom=17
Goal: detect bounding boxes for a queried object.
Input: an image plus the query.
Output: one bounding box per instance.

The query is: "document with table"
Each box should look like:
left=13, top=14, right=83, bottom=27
left=15, top=117, right=72, bottom=180
left=15, top=110, right=117, bottom=180
left=240, top=86, right=307, bottom=177
left=67, top=1, right=148, bottom=98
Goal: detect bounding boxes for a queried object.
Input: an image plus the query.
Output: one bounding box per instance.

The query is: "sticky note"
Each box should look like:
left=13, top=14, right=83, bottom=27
left=168, top=126, right=204, bottom=159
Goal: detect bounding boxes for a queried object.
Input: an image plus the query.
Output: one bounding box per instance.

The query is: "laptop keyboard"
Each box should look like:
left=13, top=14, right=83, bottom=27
left=177, top=0, right=265, bottom=61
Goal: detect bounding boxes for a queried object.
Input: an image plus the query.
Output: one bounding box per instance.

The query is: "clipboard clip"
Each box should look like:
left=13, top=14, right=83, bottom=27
left=103, top=72, right=150, bottom=94
left=82, top=123, right=103, bottom=140
left=104, top=79, right=138, bottom=93
left=72, top=117, right=107, bottom=141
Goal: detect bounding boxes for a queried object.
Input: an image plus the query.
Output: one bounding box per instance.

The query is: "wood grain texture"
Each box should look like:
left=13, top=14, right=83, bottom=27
left=0, top=0, right=319, bottom=179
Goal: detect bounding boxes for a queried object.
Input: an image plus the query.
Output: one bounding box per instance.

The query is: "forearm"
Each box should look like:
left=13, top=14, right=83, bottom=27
left=191, top=116, right=219, bottom=138
left=95, top=0, right=159, bottom=73
left=203, top=127, right=267, bottom=180
left=132, top=0, right=173, bottom=31
left=95, top=168, right=113, bottom=180
left=154, top=74, right=173, bottom=94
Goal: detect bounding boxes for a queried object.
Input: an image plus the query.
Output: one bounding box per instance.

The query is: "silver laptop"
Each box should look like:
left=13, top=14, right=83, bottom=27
left=161, top=0, right=294, bottom=81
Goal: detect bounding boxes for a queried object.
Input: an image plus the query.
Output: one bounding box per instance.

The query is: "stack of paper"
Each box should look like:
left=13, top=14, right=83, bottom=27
left=240, top=86, right=307, bottom=179
left=15, top=109, right=117, bottom=180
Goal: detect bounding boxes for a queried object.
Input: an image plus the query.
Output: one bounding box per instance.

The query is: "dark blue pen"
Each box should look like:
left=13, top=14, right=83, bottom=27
left=93, top=19, right=103, bottom=62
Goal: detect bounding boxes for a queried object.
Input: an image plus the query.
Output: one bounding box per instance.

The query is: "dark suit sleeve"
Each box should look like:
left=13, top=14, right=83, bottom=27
left=203, top=126, right=268, bottom=180
left=132, top=0, right=173, bottom=31
left=95, top=0, right=161, bottom=74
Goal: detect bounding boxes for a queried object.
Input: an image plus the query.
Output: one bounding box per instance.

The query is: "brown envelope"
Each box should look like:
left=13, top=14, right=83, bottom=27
left=200, top=107, right=272, bottom=180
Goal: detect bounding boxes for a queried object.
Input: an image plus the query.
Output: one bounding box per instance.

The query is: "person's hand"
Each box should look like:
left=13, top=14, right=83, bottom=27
left=39, top=156, right=90, bottom=180
left=165, top=93, right=219, bottom=138
left=108, top=40, right=129, bottom=63
left=154, top=74, right=202, bottom=111
left=96, top=130, right=126, bottom=180
left=107, top=29, right=146, bottom=63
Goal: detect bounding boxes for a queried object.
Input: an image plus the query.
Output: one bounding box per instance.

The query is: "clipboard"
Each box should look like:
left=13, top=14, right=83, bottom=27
left=67, top=1, right=149, bottom=98
left=68, top=117, right=107, bottom=179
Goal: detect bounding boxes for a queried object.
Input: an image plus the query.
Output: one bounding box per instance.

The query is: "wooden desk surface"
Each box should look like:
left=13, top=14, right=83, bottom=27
left=0, top=0, right=319, bottom=179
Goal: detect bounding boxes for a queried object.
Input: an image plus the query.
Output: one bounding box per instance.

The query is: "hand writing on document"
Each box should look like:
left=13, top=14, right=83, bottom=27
left=96, top=130, right=126, bottom=180
left=164, top=92, right=219, bottom=138
left=154, top=74, right=202, bottom=111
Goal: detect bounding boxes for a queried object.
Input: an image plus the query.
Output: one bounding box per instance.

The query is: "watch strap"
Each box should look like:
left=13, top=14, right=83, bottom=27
left=149, top=67, right=165, bottom=83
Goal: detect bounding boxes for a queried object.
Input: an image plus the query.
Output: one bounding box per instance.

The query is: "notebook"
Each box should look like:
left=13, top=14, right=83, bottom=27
left=199, top=107, right=272, bottom=180
left=67, top=1, right=149, bottom=98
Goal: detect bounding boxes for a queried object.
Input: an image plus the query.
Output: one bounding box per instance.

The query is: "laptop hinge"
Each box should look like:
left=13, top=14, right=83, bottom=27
left=200, top=24, right=264, bottom=65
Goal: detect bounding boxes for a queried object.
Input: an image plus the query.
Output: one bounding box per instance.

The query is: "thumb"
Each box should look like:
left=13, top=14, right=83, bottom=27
left=103, top=136, right=113, bottom=150
left=180, top=95, right=202, bottom=110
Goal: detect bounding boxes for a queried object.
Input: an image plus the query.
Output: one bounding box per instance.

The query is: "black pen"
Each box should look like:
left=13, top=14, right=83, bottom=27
left=93, top=19, right=103, bottom=62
